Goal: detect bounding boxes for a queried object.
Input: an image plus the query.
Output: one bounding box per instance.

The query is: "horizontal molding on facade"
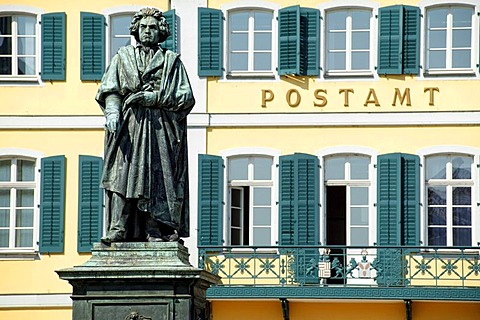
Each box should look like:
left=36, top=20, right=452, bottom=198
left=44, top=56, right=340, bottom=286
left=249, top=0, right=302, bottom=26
left=0, top=293, right=72, bottom=308
left=1, top=111, right=480, bottom=129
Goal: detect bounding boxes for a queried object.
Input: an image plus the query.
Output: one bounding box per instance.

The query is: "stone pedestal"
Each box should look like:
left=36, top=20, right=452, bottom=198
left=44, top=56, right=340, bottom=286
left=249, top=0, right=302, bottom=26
left=57, top=242, right=220, bottom=320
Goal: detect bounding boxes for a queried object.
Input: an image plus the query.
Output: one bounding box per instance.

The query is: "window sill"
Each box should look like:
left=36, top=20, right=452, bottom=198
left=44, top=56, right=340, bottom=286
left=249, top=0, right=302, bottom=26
left=0, top=249, right=39, bottom=260
left=0, top=76, right=41, bottom=85
left=424, top=69, right=476, bottom=77
left=226, top=71, right=276, bottom=80
left=324, top=70, right=374, bottom=78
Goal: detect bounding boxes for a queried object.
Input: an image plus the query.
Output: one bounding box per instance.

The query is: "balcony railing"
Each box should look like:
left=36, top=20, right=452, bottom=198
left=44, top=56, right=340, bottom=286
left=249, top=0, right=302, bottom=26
left=198, top=245, right=480, bottom=289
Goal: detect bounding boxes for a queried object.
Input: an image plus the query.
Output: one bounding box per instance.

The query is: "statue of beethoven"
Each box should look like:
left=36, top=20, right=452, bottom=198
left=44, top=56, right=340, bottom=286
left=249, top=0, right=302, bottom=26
left=95, top=7, right=195, bottom=243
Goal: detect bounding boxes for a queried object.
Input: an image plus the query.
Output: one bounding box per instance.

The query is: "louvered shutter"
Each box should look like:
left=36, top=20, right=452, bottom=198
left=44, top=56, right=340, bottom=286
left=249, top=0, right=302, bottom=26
left=299, top=8, right=319, bottom=76
left=401, top=154, right=420, bottom=246
left=39, top=156, right=66, bottom=253
left=198, top=155, right=224, bottom=246
left=80, top=12, right=105, bottom=80
left=278, top=155, right=296, bottom=245
left=162, top=9, right=177, bottom=52
left=198, top=8, right=223, bottom=77
left=377, top=6, right=402, bottom=74
left=41, top=13, right=66, bottom=81
left=78, top=156, right=104, bottom=253
left=402, top=6, right=420, bottom=74
left=278, top=6, right=300, bottom=75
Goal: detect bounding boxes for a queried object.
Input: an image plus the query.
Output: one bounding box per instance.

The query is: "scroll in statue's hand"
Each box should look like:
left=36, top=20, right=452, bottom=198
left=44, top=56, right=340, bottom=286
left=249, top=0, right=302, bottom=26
left=124, top=91, right=157, bottom=107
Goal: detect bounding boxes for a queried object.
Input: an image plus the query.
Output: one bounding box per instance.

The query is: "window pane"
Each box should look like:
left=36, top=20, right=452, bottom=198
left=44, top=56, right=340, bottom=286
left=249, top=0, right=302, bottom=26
left=452, top=50, right=471, bottom=68
left=17, top=189, right=34, bottom=207
left=253, top=52, right=271, bottom=71
left=16, top=209, right=33, bottom=227
left=0, top=209, right=9, bottom=227
left=229, top=158, right=248, bottom=180
left=231, top=188, right=242, bottom=207
left=428, top=8, right=447, bottom=28
left=253, top=157, right=272, bottom=180
left=18, top=57, right=35, bottom=75
left=253, top=187, right=271, bottom=206
left=110, top=37, right=131, bottom=58
left=230, top=33, right=248, bottom=51
left=17, top=160, right=35, bottom=182
left=0, top=160, right=11, bottom=181
left=15, top=229, right=33, bottom=247
left=0, top=189, right=10, bottom=207
left=428, top=227, right=446, bottom=245
left=452, top=156, right=471, bottom=179
left=231, top=208, right=241, bottom=227
left=426, top=156, right=447, bottom=179
left=0, top=230, right=8, bottom=247
left=0, top=57, right=12, bottom=75
left=328, top=32, right=346, bottom=50
left=428, top=50, right=446, bottom=69
left=0, top=16, right=12, bottom=35
left=254, top=12, right=272, bottom=30
left=230, top=12, right=248, bottom=31
left=350, top=207, right=368, bottom=225
left=351, top=52, right=369, bottom=70
left=230, top=53, right=248, bottom=71
left=17, top=16, right=36, bottom=35
left=452, top=7, right=472, bottom=28
left=111, top=15, right=132, bottom=36
left=351, top=187, right=368, bottom=205
left=453, top=187, right=470, bottom=205
left=231, top=229, right=241, bottom=245
left=453, top=228, right=471, bottom=246
left=327, top=11, right=347, bottom=30
left=428, top=207, right=446, bottom=225
left=452, top=29, right=471, bottom=48
left=18, top=37, right=35, bottom=55
left=253, top=207, right=270, bottom=226
left=350, top=157, right=369, bottom=179
left=453, top=207, right=471, bottom=226
left=350, top=227, right=368, bottom=245
left=253, top=227, right=270, bottom=246
left=254, top=33, right=271, bottom=50
left=429, top=30, right=446, bottom=48
left=428, top=186, right=446, bottom=205
left=325, top=157, right=345, bottom=180
left=0, top=36, right=11, bottom=54
left=352, top=31, right=369, bottom=50
left=328, top=52, right=346, bottom=70
left=352, top=11, right=370, bottom=29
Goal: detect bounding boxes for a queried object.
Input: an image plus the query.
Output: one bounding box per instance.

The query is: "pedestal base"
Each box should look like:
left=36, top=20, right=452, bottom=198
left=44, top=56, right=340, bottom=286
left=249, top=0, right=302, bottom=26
left=57, top=242, right=219, bottom=320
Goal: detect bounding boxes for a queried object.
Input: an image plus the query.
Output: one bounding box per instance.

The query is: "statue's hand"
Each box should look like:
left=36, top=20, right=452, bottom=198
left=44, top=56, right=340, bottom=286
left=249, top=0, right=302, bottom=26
left=124, top=91, right=157, bottom=107
left=105, top=113, right=119, bottom=133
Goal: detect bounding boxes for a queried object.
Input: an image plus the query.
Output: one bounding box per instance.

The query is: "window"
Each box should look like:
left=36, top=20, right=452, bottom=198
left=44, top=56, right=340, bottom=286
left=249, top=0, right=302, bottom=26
left=324, top=155, right=371, bottom=246
left=425, top=5, right=474, bottom=73
left=325, top=9, right=372, bottom=74
left=228, top=10, right=273, bottom=75
left=227, top=156, right=273, bottom=245
left=109, top=13, right=134, bottom=61
left=0, top=14, right=37, bottom=77
left=0, top=157, right=37, bottom=250
left=426, top=155, right=473, bottom=246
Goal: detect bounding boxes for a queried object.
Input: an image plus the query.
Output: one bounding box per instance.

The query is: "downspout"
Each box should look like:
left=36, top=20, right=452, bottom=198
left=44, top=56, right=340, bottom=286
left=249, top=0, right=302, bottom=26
left=280, top=298, right=289, bottom=320
left=405, top=300, right=412, bottom=320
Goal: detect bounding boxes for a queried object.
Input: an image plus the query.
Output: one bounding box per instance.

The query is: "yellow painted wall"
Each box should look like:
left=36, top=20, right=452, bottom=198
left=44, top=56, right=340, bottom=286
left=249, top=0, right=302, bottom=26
left=1, top=308, right=71, bottom=320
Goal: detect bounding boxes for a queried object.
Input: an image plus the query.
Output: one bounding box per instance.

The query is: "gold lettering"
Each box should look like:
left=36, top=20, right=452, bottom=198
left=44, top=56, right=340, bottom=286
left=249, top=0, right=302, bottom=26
left=286, top=89, right=301, bottom=107
left=339, top=89, right=354, bottom=107
left=424, top=87, right=439, bottom=106
left=261, top=89, right=274, bottom=108
left=392, top=88, right=411, bottom=106
left=364, top=88, right=380, bottom=107
left=314, top=89, right=327, bottom=107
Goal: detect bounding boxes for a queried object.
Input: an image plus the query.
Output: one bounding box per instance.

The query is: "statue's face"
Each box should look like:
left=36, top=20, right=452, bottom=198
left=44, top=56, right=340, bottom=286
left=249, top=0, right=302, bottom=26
left=138, top=16, right=160, bottom=47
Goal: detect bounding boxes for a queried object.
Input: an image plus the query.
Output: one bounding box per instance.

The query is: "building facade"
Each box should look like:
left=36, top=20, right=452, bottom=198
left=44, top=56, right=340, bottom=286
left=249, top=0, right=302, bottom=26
left=0, top=0, right=479, bottom=319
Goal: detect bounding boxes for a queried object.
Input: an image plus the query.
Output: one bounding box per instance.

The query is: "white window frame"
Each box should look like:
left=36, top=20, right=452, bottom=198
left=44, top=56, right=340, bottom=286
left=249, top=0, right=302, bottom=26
left=0, top=6, right=42, bottom=83
left=418, top=146, right=480, bottom=247
left=220, top=147, right=280, bottom=247
left=0, top=148, right=42, bottom=258
left=424, top=4, right=476, bottom=75
left=221, top=1, right=280, bottom=79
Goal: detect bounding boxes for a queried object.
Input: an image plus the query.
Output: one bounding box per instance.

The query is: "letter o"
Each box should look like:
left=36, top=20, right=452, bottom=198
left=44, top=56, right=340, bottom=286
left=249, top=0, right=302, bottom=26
left=286, top=89, right=301, bottom=108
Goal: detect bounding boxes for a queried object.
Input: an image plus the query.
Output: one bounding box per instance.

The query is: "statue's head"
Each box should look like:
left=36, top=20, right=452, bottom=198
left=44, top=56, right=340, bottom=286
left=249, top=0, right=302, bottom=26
left=129, top=8, right=170, bottom=47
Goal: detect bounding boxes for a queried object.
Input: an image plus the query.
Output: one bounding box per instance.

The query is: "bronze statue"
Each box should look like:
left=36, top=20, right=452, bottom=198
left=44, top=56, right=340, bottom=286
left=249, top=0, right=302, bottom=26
left=96, top=7, right=195, bottom=243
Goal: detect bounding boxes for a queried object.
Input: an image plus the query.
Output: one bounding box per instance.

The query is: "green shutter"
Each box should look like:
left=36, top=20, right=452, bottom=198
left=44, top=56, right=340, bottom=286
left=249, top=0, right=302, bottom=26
left=402, top=6, right=420, bottom=74
left=78, top=156, right=104, bottom=253
left=278, top=6, right=300, bottom=75
left=299, top=8, right=319, bottom=76
left=198, top=154, right=224, bottom=246
left=279, top=153, right=319, bottom=284
left=198, top=8, right=223, bottom=77
left=377, top=6, right=402, bottom=75
left=401, top=154, right=420, bottom=246
left=162, top=9, right=177, bottom=52
left=39, top=155, right=66, bottom=253
left=80, top=12, right=105, bottom=81
left=41, top=13, right=66, bottom=81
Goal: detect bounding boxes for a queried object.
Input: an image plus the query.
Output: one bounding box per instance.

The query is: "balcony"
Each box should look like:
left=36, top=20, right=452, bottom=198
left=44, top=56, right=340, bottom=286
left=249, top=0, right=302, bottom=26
left=198, top=245, right=480, bottom=301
